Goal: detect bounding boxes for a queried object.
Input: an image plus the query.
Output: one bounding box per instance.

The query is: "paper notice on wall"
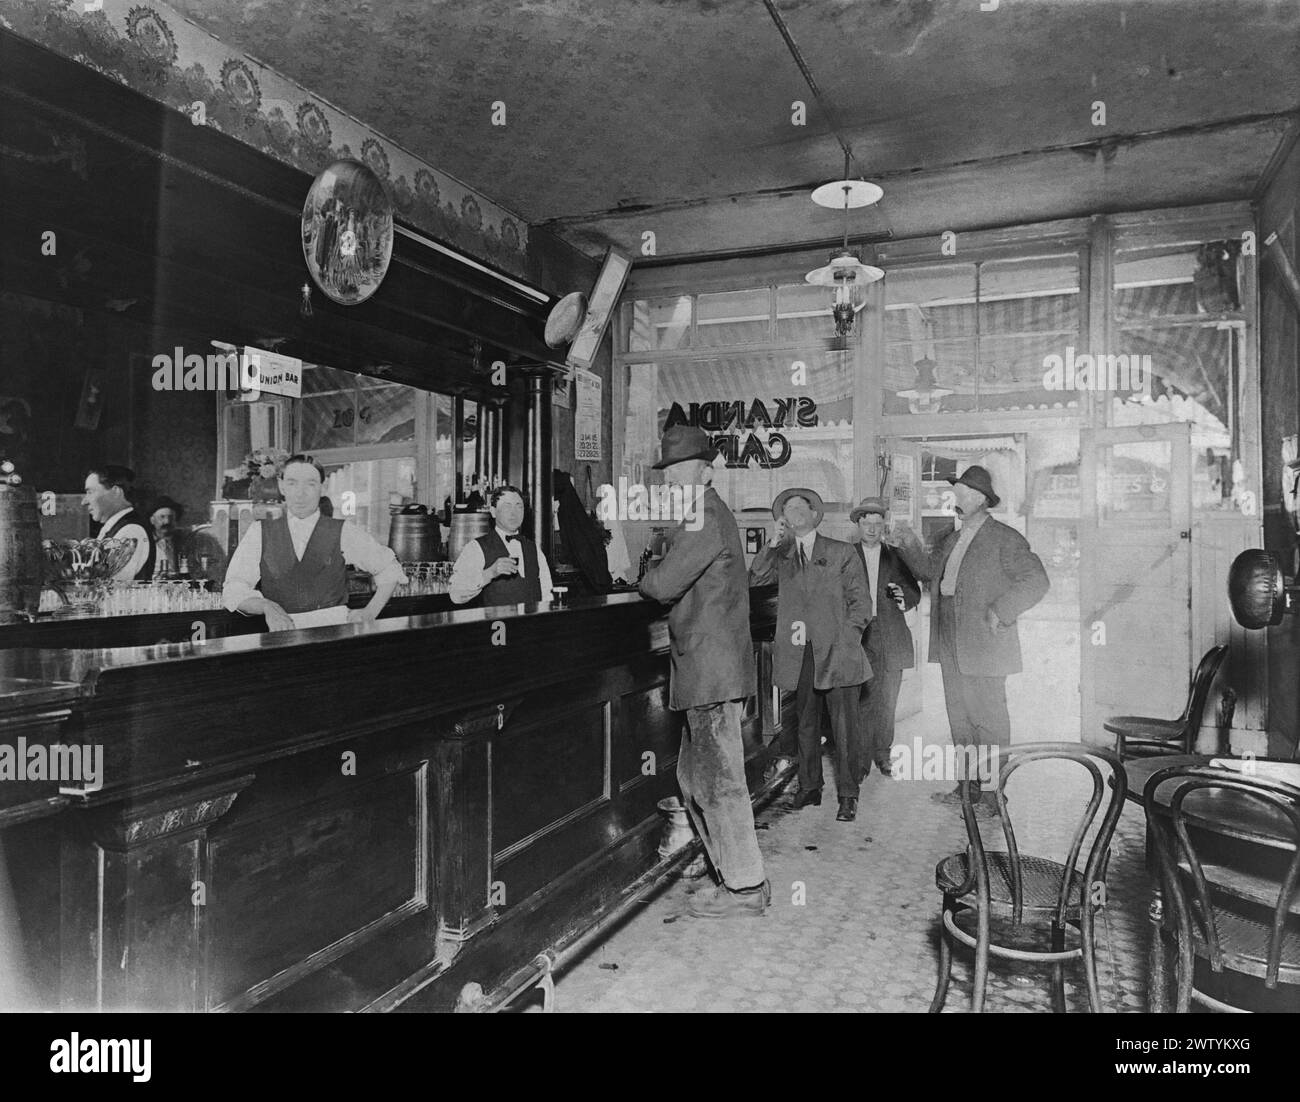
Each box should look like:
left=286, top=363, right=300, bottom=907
left=575, top=368, right=602, bottom=461
left=890, top=452, right=915, bottom=522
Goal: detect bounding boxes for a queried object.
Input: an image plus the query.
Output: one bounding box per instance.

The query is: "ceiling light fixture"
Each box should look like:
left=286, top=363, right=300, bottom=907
left=806, top=152, right=884, bottom=337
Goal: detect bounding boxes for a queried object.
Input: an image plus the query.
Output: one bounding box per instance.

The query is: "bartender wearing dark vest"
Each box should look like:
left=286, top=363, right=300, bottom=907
left=221, top=454, right=406, bottom=632
left=449, top=484, right=554, bottom=607
left=83, top=464, right=156, bottom=581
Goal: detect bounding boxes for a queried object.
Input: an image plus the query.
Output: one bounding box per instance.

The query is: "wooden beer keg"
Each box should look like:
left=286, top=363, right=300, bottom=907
left=388, top=508, right=441, bottom=563
left=447, top=510, right=491, bottom=562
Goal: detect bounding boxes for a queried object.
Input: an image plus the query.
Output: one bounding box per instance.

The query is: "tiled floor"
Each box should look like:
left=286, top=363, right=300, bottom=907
left=536, top=712, right=1153, bottom=1013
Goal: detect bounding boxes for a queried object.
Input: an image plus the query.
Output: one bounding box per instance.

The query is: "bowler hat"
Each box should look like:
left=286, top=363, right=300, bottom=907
left=652, top=425, right=717, bottom=469
left=771, top=487, right=825, bottom=524
left=948, top=465, right=1000, bottom=508
left=850, top=496, right=888, bottom=523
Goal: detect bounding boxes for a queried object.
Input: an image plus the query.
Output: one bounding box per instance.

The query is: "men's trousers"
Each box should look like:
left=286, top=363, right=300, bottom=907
left=936, top=596, right=1010, bottom=786
left=680, top=699, right=765, bottom=890
left=859, top=651, right=903, bottom=769
left=789, top=644, right=863, bottom=799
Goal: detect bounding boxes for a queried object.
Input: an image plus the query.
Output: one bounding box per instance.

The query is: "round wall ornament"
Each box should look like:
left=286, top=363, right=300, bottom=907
left=301, top=159, right=394, bottom=306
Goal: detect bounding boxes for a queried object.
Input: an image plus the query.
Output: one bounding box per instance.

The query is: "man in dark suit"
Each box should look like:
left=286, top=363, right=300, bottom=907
left=639, top=426, right=768, bottom=918
left=749, top=488, right=871, bottom=822
left=894, top=466, right=1050, bottom=816
left=851, top=497, right=922, bottom=779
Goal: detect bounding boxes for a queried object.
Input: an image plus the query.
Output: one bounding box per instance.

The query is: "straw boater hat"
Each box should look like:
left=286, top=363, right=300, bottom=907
left=771, top=487, right=825, bottom=524
left=948, top=464, right=1000, bottom=508
left=652, top=425, right=718, bottom=469
left=849, top=496, right=888, bottom=523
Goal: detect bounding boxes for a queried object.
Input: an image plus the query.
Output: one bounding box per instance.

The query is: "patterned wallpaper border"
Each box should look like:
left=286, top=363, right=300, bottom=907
left=0, top=0, right=531, bottom=278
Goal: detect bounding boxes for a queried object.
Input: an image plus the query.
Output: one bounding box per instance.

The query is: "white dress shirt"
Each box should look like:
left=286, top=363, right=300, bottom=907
left=449, top=527, right=554, bottom=605
left=795, top=530, right=817, bottom=565
left=222, top=511, right=407, bottom=628
left=100, top=507, right=151, bottom=582
left=860, top=542, right=881, bottom=619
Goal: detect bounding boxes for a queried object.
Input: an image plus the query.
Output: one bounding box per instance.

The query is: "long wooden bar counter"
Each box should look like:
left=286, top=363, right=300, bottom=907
left=0, top=588, right=783, bottom=1012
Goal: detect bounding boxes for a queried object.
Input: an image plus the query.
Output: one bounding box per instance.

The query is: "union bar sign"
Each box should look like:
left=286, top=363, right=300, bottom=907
left=663, top=397, right=817, bottom=468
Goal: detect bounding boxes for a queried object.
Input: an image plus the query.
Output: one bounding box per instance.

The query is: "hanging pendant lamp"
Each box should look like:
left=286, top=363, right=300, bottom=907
left=805, top=153, right=884, bottom=337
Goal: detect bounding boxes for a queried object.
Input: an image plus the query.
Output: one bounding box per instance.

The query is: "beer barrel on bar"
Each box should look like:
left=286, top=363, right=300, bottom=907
left=447, top=510, right=491, bottom=562
left=388, top=511, right=441, bottom=563
left=0, top=483, right=43, bottom=624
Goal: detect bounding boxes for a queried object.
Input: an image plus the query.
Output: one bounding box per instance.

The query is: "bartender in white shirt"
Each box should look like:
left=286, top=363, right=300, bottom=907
left=222, top=454, right=407, bottom=631
left=83, top=464, right=156, bottom=582
left=449, top=484, right=554, bottom=606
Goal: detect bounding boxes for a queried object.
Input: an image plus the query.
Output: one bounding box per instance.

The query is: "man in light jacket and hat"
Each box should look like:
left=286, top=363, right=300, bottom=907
left=749, top=487, right=871, bottom=822
left=893, top=465, right=1050, bottom=816
left=639, top=425, right=768, bottom=918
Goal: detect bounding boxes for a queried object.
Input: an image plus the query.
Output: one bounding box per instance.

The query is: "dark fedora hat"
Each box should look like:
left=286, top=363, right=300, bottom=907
left=849, top=496, right=888, bottom=523
left=149, top=495, right=184, bottom=519
left=948, top=464, right=1000, bottom=508
left=652, top=424, right=717, bottom=469
left=771, top=487, right=825, bottom=524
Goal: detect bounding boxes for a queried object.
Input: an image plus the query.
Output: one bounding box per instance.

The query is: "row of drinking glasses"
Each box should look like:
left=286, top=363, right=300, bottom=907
left=401, top=561, right=453, bottom=595
left=97, top=580, right=225, bottom=617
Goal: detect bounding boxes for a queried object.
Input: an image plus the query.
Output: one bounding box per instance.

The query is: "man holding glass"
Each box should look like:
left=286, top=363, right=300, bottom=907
left=449, top=484, right=554, bottom=606
left=222, top=454, right=406, bottom=631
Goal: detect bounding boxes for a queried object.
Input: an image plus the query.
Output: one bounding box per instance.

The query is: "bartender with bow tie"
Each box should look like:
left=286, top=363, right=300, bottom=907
left=222, top=454, right=406, bottom=631
left=449, top=484, right=554, bottom=606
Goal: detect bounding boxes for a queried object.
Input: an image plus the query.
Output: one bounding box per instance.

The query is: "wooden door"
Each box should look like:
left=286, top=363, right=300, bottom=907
left=1079, top=423, right=1192, bottom=743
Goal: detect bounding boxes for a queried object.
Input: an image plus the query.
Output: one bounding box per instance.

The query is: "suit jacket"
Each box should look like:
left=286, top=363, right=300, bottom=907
left=919, top=515, right=1050, bottom=677
left=749, top=532, right=871, bottom=691
left=638, top=486, right=756, bottom=709
left=857, top=542, right=921, bottom=672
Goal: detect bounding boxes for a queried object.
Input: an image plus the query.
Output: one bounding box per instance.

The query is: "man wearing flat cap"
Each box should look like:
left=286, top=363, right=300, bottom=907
left=893, top=465, right=1049, bottom=816
left=749, top=487, right=871, bottom=822
left=639, top=425, right=768, bottom=919
left=850, top=497, right=922, bottom=779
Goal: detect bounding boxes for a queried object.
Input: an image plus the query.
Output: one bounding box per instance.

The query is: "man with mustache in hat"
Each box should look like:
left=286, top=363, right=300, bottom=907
left=850, top=496, right=923, bottom=779
left=639, top=425, right=768, bottom=918
left=749, top=488, right=871, bottom=822
left=893, top=465, right=1049, bottom=817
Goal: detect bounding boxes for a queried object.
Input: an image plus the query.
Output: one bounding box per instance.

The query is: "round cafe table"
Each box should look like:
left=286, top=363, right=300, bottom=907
left=1123, top=754, right=1299, bottom=1012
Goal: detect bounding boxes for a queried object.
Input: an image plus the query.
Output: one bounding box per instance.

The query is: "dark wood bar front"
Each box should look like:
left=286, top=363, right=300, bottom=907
left=0, top=589, right=781, bottom=1012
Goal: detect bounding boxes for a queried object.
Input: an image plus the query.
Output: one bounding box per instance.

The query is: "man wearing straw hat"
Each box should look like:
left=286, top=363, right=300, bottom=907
left=893, top=465, right=1049, bottom=816
left=749, top=487, right=871, bottom=822
left=639, top=425, right=768, bottom=919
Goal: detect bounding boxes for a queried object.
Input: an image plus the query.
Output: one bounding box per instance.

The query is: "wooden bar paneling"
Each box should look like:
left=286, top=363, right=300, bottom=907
left=0, top=590, right=780, bottom=1012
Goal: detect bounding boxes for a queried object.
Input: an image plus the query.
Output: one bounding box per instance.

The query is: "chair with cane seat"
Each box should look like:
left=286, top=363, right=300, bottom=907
left=929, top=743, right=1127, bottom=1013
left=1143, top=764, right=1300, bottom=1013
left=1104, top=645, right=1228, bottom=760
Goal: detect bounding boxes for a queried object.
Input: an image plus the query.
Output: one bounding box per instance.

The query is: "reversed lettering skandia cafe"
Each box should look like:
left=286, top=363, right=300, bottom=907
left=662, top=397, right=818, bottom=468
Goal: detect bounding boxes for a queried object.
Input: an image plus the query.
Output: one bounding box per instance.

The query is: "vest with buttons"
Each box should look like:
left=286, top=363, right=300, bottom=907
left=475, top=529, right=541, bottom=605
left=259, top=514, right=348, bottom=614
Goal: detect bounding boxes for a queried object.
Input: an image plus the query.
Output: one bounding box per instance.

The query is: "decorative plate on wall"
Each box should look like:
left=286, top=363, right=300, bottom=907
left=301, top=159, right=394, bottom=306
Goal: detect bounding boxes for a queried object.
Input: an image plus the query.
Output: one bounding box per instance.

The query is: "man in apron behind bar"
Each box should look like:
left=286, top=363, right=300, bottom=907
left=222, top=454, right=406, bottom=632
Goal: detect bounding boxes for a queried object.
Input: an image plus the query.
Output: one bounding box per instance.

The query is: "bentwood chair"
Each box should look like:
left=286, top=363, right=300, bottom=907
left=1104, top=645, right=1228, bottom=759
left=929, top=743, right=1127, bottom=1013
left=1143, top=765, right=1300, bottom=1013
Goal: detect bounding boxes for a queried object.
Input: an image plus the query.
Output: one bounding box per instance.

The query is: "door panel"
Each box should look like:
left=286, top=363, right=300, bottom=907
left=1080, top=424, right=1191, bottom=741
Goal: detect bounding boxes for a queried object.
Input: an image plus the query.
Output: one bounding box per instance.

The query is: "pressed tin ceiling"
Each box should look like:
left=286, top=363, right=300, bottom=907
left=166, top=0, right=1300, bottom=260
